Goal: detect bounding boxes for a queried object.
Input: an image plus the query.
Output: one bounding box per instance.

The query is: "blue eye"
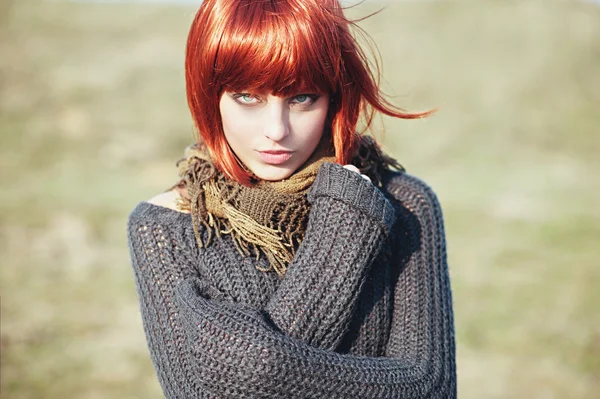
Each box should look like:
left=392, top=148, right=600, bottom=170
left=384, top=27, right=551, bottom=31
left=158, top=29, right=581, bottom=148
left=290, top=94, right=318, bottom=106
left=238, top=94, right=256, bottom=103
left=231, top=92, right=260, bottom=105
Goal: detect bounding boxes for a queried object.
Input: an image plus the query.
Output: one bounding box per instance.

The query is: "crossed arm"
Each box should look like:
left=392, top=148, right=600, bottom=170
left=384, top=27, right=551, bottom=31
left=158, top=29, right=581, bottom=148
left=128, top=163, right=456, bottom=398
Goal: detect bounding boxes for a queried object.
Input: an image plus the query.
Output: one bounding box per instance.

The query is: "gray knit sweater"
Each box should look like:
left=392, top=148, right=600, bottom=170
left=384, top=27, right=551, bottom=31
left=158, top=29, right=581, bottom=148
left=127, top=162, right=456, bottom=398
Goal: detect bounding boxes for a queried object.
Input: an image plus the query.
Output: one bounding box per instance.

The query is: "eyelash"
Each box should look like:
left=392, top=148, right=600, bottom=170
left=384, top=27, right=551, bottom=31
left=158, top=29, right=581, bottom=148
left=232, top=93, right=320, bottom=107
left=233, top=93, right=258, bottom=104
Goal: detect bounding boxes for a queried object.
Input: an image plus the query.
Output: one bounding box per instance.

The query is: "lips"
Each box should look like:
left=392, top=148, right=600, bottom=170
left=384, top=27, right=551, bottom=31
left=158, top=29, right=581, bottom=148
left=257, top=150, right=293, bottom=165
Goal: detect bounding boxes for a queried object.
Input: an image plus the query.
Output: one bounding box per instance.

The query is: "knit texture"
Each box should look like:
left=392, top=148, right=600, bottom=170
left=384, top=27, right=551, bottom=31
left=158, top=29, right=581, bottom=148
left=127, top=162, right=457, bottom=398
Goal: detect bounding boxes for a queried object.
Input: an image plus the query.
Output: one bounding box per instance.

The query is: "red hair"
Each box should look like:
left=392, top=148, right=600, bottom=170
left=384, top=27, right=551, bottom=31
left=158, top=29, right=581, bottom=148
left=185, top=0, right=431, bottom=185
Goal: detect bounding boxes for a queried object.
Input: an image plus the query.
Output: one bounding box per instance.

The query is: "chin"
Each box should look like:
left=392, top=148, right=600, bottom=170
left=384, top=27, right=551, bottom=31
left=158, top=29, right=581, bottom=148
left=252, top=165, right=295, bottom=181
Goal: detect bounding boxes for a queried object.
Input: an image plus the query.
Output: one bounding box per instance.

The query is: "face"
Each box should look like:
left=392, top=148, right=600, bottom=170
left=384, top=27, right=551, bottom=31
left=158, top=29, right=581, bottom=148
left=219, top=90, right=330, bottom=181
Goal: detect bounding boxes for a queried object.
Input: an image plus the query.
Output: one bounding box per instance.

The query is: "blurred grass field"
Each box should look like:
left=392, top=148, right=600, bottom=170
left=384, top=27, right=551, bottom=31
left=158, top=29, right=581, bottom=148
left=1, top=0, right=599, bottom=398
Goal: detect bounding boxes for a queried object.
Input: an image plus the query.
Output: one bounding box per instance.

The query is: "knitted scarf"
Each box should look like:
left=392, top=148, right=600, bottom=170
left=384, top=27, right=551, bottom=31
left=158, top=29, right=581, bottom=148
left=174, top=135, right=403, bottom=276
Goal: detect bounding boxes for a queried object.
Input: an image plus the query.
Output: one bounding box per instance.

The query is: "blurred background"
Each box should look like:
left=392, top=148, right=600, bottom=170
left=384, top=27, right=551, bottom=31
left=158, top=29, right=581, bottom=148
left=1, top=0, right=599, bottom=398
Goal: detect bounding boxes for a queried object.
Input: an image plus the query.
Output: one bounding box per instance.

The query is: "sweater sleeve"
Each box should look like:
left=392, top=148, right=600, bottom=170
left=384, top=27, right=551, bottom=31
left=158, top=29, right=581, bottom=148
left=173, top=171, right=456, bottom=398
left=263, top=162, right=397, bottom=350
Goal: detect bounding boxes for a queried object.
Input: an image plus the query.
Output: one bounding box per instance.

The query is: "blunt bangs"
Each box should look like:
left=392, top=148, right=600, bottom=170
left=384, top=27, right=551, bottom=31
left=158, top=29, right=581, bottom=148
left=213, top=0, right=342, bottom=96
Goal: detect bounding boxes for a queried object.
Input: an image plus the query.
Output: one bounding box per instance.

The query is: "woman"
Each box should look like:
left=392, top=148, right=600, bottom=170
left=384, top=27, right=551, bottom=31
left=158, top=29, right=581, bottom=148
left=127, top=0, right=456, bottom=397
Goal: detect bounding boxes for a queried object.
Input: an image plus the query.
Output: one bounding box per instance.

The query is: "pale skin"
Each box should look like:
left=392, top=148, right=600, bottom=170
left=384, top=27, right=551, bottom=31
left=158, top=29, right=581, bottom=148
left=219, top=91, right=330, bottom=182
left=148, top=91, right=369, bottom=211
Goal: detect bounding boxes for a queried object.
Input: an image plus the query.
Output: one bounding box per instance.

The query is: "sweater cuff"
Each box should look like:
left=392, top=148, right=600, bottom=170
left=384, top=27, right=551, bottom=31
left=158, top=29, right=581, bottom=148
left=308, top=162, right=396, bottom=233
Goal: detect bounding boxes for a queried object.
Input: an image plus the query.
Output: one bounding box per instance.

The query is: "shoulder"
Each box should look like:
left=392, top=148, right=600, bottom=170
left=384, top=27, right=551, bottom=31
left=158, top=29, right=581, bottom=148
left=147, top=189, right=190, bottom=214
left=382, top=170, right=444, bottom=217
left=127, top=195, right=198, bottom=263
left=127, top=189, right=191, bottom=234
left=382, top=171, right=448, bottom=248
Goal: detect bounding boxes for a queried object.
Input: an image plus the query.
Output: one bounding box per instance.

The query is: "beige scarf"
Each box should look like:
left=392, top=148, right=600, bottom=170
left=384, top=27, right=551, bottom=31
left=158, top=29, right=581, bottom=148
left=174, top=135, right=403, bottom=276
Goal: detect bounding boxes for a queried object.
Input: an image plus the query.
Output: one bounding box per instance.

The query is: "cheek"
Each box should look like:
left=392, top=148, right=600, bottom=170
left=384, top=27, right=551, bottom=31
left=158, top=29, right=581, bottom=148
left=220, top=104, right=255, bottom=144
left=291, top=110, right=328, bottom=140
left=222, top=117, right=243, bottom=142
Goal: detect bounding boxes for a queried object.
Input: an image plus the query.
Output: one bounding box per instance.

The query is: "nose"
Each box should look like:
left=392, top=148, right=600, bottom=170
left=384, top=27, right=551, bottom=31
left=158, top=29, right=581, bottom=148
left=263, top=102, right=289, bottom=142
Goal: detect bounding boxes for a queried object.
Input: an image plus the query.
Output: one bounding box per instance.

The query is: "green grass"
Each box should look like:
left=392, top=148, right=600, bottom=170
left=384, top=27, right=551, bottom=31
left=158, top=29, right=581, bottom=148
left=1, top=1, right=599, bottom=398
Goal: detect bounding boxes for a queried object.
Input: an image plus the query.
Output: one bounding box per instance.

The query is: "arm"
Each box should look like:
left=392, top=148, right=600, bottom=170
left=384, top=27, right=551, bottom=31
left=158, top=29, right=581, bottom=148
left=382, top=172, right=456, bottom=396
left=127, top=202, right=226, bottom=399
left=264, top=162, right=397, bottom=350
